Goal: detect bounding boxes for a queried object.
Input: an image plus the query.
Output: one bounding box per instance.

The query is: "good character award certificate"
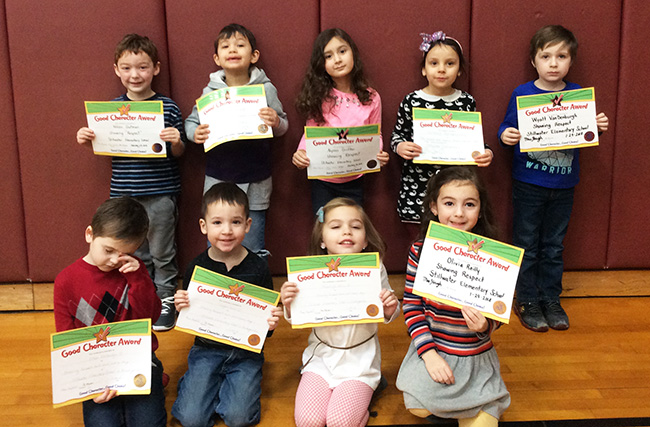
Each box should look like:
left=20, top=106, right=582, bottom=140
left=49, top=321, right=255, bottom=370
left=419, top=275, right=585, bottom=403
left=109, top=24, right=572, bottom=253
left=85, top=101, right=166, bottom=157
left=412, top=222, right=524, bottom=323
left=195, top=84, right=272, bottom=152
left=412, top=108, right=485, bottom=165
left=286, top=253, right=383, bottom=328
left=304, top=124, right=381, bottom=179
left=50, top=319, right=152, bottom=408
left=517, top=87, right=599, bottom=152
left=175, top=266, right=280, bottom=353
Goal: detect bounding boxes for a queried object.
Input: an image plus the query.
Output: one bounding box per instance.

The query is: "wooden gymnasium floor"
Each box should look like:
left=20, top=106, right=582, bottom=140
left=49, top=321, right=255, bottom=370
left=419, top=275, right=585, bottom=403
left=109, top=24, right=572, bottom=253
left=1, top=270, right=650, bottom=426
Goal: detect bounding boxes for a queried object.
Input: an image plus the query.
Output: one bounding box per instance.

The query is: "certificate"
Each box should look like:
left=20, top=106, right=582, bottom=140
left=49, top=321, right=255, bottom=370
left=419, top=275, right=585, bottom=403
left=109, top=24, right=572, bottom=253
left=517, top=87, right=599, bottom=152
left=304, top=124, right=381, bottom=179
left=50, top=319, right=152, bottom=408
left=196, top=84, right=271, bottom=152
left=85, top=101, right=166, bottom=157
left=412, top=222, right=524, bottom=323
left=286, top=253, right=383, bottom=328
left=175, top=266, right=280, bottom=353
left=412, top=108, right=484, bottom=165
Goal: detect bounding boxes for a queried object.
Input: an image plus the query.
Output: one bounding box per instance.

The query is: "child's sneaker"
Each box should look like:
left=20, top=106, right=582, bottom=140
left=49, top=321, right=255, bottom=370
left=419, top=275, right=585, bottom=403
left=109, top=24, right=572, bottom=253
left=153, top=296, right=176, bottom=331
left=540, top=300, right=569, bottom=330
left=514, top=301, right=549, bottom=332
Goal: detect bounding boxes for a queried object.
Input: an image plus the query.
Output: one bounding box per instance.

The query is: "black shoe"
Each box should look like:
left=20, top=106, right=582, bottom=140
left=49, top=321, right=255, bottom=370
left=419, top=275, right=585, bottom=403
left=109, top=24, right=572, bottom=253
left=153, top=296, right=176, bottom=331
left=541, top=300, right=570, bottom=330
left=514, top=301, right=549, bottom=332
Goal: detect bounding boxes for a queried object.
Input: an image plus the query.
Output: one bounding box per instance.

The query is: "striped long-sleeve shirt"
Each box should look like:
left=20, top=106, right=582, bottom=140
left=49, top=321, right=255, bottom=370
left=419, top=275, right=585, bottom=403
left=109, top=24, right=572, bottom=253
left=110, top=93, right=185, bottom=197
left=403, top=241, right=500, bottom=357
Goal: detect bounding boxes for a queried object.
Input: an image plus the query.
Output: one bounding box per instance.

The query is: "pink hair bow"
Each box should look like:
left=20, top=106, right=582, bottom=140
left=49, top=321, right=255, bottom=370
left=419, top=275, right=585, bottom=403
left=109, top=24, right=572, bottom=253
left=419, top=31, right=446, bottom=52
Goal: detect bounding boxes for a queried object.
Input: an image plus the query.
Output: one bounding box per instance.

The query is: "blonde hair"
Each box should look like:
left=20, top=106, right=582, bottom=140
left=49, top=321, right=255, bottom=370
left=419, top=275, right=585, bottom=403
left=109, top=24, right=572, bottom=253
left=309, top=198, right=386, bottom=258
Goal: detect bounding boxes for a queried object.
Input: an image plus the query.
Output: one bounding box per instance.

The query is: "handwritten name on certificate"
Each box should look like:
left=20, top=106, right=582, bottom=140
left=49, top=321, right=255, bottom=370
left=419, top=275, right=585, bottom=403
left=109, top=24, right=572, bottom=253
left=175, top=266, right=280, bottom=353
left=85, top=101, right=166, bottom=157
left=286, top=253, right=384, bottom=328
left=413, top=222, right=524, bottom=323
left=517, top=87, right=599, bottom=152
left=412, top=108, right=485, bottom=165
left=196, top=84, right=272, bottom=152
left=305, top=124, right=381, bottom=179
left=50, top=319, right=152, bottom=408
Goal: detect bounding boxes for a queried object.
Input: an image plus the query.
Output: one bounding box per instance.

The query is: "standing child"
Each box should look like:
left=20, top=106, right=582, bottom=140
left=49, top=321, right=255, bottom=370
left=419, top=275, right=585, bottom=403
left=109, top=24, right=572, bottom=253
left=292, top=28, right=389, bottom=214
left=54, top=197, right=166, bottom=426
left=172, top=183, right=283, bottom=427
left=498, top=25, right=609, bottom=332
left=392, top=31, right=493, bottom=224
left=76, top=34, right=185, bottom=332
left=186, top=23, right=288, bottom=260
left=396, top=167, right=510, bottom=427
left=281, top=198, right=400, bottom=427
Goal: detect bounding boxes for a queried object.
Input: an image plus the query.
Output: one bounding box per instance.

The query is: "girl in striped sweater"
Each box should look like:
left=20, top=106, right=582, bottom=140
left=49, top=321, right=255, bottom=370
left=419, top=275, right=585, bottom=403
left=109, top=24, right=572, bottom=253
left=396, top=167, right=510, bottom=427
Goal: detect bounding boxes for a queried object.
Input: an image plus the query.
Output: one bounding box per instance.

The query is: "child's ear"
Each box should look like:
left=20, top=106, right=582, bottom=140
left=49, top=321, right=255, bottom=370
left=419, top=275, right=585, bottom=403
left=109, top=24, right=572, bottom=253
left=153, top=61, right=161, bottom=76
left=429, top=201, right=438, bottom=216
left=213, top=53, right=222, bottom=67
left=199, top=218, right=208, bottom=236
left=250, top=49, right=260, bottom=65
left=245, top=217, right=252, bottom=233
left=85, top=226, right=94, bottom=243
left=421, top=67, right=427, bottom=77
left=113, top=63, right=120, bottom=78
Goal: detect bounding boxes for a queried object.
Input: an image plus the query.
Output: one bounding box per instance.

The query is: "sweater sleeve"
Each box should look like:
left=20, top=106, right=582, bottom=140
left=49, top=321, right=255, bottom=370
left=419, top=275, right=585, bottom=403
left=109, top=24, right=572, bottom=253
left=53, top=270, right=76, bottom=332
left=123, top=260, right=162, bottom=323
left=402, top=242, right=437, bottom=356
left=369, top=90, right=384, bottom=147
left=497, top=89, right=519, bottom=146
left=390, top=95, right=413, bottom=152
left=264, top=82, right=289, bottom=137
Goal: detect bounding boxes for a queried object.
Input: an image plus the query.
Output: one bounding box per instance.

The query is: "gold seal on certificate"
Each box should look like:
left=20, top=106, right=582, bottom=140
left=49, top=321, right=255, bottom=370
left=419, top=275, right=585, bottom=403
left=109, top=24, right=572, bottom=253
left=133, top=374, right=147, bottom=388
left=286, top=253, right=384, bottom=328
left=413, top=222, right=524, bottom=323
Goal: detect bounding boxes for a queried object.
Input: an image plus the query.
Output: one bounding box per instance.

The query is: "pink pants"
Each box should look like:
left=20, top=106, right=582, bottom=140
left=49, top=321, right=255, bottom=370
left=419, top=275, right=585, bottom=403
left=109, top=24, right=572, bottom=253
left=294, top=371, right=374, bottom=427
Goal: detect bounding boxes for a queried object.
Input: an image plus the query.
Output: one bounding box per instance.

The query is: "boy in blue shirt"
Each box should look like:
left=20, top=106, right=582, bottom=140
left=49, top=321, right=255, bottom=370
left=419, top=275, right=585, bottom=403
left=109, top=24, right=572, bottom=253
left=498, top=25, right=609, bottom=332
left=185, top=23, right=288, bottom=262
left=172, top=182, right=282, bottom=427
left=76, top=34, right=185, bottom=331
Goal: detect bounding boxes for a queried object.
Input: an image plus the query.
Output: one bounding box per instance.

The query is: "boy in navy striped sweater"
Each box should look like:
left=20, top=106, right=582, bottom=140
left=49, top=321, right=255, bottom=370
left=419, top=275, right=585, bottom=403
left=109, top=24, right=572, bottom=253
left=76, top=34, right=185, bottom=332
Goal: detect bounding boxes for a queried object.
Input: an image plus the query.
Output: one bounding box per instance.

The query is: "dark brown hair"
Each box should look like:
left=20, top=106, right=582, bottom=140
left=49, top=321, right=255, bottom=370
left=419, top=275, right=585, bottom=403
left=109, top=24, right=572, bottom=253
left=420, top=35, right=467, bottom=76
left=214, top=23, right=258, bottom=55
left=114, top=34, right=159, bottom=65
left=201, top=182, right=249, bottom=219
left=529, top=25, right=578, bottom=62
left=91, top=197, right=148, bottom=245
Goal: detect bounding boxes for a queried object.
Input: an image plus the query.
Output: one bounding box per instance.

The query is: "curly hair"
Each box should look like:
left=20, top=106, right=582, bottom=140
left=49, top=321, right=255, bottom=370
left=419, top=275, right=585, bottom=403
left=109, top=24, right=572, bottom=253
left=295, top=28, right=372, bottom=125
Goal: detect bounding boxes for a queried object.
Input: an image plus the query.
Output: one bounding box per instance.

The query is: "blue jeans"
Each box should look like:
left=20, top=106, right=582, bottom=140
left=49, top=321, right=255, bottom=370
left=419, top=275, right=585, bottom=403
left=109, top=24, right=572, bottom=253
left=172, top=345, right=264, bottom=427
left=134, top=195, right=179, bottom=298
left=82, top=354, right=166, bottom=427
left=512, top=180, right=574, bottom=304
left=311, top=177, right=364, bottom=215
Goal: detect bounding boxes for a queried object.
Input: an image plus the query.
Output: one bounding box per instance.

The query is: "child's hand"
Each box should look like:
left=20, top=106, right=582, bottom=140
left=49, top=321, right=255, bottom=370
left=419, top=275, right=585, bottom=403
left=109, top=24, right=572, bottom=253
left=500, top=127, right=521, bottom=146
left=193, top=124, right=210, bottom=144
left=377, top=150, right=390, bottom=167
left=118, top=255, right=140, bottom=274
left=292, top=150, right=310, bottom=169
left=93, top=388, right=118, bottom=404
left=174, top=290, right=189, bottom=311
left=596, top=112, right=609, bottom=133
left=461, top=306, right=488, bottom=333
left=258, top=107, right=280, bottom=129
left=160, top=127, right=181, bottom=145
left=396, top=141, right=422, bottom=160
left=280, top=282, right=299, bottom=318
left=473, top=148, right=493, bottom=167
left=267, top=306, right=283, bottom=331
left=421, top=350, right=455, bottom=385
left=379, top=289, right=398, bottom=319
left=77, top=127, right=95, bottom=145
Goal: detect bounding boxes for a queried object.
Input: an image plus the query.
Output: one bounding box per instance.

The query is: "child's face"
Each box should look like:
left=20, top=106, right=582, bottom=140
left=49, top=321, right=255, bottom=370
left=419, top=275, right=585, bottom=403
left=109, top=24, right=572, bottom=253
left=431, top=180, right=481, bottom=232
left=321, top=206, right=368, bottom=255
left=200, top=201, right=251, bottom=255
left=113, top=51, right=160, bottom=100
left=214, top=33, right=259, bottom=74
left=532, top=42, right=572, bottom=90
left=323, top=36, right=354, bottom=85
left=421, top=44, right=460, bottom=96
left=84, top=227, right=141, bottom=272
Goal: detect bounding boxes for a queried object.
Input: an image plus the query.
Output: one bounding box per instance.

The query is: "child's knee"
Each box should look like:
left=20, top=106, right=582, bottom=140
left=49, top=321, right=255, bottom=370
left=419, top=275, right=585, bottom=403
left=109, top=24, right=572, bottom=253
left=221, top=407, right=260, bottom=427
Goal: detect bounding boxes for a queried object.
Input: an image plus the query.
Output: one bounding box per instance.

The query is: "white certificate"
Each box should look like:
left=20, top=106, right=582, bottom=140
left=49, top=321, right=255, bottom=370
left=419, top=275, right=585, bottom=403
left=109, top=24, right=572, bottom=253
left=517, top=87, right=599, bottom=152
left=175, top=266, right=280, bottom=353
left=50, top=319, right=152, bottom=408
left=196, top=84, right=271, bottom=152
left=286, top=253, right=383, bottom=328
left=85, top=101, right=166, bottom=157
left=412, top=108, right=484, bottom=164
left=413, top=222, right=524, bottom=323
left=304, top=124, right=381, bottom=179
